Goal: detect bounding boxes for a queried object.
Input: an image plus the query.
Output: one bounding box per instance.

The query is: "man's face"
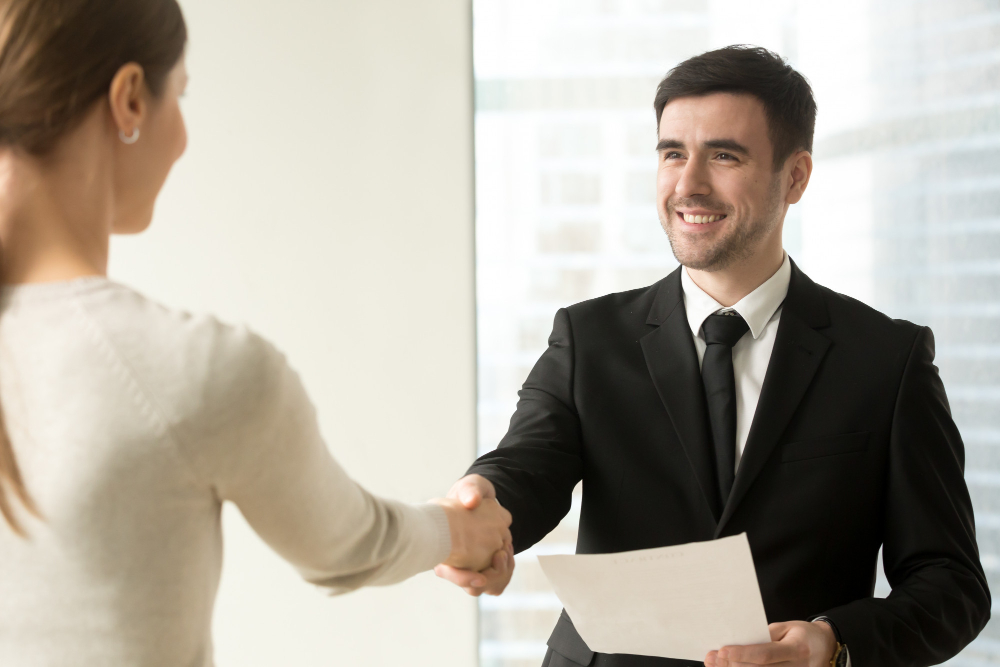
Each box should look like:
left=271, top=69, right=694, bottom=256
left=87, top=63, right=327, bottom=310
left=656, top=92, right=787, bottom=271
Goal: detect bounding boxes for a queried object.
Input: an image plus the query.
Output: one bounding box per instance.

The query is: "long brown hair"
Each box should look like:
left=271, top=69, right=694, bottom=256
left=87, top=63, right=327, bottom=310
left=0, top=0, right=187, bottom=535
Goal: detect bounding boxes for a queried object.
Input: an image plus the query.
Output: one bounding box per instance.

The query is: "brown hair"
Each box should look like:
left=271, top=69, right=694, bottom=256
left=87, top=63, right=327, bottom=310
left=654, top=45, right=816, bottom=172
left=0, top=0, right=187, bottom=155
left=0, top=0, right=186, bottom=535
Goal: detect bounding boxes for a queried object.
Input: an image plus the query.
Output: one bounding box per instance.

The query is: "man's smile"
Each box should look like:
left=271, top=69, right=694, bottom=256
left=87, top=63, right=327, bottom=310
left=675, top=209, right=728, bottom=226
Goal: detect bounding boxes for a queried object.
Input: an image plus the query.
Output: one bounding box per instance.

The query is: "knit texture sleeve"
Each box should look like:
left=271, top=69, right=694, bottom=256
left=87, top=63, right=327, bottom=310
left=146, top=312, right=452, bottom=593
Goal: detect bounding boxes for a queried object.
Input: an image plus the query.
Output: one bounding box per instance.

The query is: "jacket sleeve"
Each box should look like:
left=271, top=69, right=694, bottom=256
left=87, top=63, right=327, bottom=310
left=467, top=307, right=584, bottom=552
left=823, top=326, right=991, bottom=665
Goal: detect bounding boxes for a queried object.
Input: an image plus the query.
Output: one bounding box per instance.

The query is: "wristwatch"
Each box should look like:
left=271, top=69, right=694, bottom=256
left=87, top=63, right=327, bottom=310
left=813, top=616, right=850, bottom=667
left=830, top=642, right=849, bottom=667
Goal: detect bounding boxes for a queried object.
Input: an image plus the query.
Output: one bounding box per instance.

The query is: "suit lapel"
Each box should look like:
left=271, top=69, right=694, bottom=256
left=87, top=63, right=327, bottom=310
left=641, top=268, right=722, bottom=522
left=715, top=262, right=831, bottom=535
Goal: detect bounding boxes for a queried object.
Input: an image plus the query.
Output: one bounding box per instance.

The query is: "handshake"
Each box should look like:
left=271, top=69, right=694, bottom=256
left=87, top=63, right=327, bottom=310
left=429, top=474, right=515, bottom=596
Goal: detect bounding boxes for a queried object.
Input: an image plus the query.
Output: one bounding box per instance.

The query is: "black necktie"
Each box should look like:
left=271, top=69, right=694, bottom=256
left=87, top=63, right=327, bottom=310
left=700, top=312, right=750, bottom=507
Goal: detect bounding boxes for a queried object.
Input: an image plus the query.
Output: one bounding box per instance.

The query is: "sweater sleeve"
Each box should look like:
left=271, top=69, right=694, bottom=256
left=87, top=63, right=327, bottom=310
left=175, top=325, right=452, bottom=594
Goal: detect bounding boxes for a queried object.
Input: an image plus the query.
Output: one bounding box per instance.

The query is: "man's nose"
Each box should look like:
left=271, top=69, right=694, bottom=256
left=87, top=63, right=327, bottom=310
left=675, top=159, right=711, bottom=199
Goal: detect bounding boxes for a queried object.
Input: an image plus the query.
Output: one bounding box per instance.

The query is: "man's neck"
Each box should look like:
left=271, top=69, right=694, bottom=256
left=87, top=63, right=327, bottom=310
left=684, top=248, right=785, bottom=307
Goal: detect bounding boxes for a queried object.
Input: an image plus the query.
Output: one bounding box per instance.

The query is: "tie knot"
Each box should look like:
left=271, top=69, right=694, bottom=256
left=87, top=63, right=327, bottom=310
left=701, top=312, right=750, bottom=347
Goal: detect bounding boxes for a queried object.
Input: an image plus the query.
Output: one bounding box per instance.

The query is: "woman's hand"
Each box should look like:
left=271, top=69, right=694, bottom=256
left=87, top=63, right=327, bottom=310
left=431, top=495, right=512, bottom=571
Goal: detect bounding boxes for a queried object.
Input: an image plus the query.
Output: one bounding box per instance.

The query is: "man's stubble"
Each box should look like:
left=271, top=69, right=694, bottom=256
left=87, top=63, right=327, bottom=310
left=661, top=174, right=784, bottom=272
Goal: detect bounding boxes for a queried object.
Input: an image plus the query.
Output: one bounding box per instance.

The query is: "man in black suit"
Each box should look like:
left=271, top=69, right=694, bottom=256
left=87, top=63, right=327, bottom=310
left=436, top=46, right=990, bottom=667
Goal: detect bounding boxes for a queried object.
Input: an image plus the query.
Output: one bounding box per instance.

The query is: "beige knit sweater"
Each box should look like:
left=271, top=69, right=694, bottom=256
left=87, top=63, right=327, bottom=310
left=0, top=277, right=451, bottom=666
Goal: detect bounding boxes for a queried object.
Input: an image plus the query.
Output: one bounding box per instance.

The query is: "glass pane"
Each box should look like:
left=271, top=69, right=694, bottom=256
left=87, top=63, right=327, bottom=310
left=474, top=4, right=681, bottom=660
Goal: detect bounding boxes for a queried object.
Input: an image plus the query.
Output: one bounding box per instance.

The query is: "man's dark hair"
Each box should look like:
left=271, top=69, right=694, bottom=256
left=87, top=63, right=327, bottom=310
left=654, top=45, right=816, bottom=171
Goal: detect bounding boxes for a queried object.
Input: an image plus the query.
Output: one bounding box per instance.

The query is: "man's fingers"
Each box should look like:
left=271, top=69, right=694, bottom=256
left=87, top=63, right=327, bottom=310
left=447, top=474, right=497, bottom=509
left=434, top=563, right=486, bottom=588
left=434, top=543, right=513, bottom=597
left=489, top=546, right=507, bottom=571
left=434, top=564, right=486, bottom=589
left=462, top=543, right=516, bottom=597
left=767, top=622, right=792, bottom=642
left=458, top=485, right=482, bottom=509
left=482, top=542, right=515, bottom=595
left=717, top=652, right=794, bottom=667
left=719, top=641, right=799, bottom=665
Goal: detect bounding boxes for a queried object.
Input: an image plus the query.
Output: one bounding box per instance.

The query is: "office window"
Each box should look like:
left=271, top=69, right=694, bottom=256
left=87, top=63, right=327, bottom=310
left=474, top=1, right=1000, bottom=665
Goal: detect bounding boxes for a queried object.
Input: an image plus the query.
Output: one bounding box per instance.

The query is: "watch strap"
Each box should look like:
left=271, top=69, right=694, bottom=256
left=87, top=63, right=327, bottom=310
left=812, top=616, right=848, bottom=667
left=829, top=643, right=844, bottom=667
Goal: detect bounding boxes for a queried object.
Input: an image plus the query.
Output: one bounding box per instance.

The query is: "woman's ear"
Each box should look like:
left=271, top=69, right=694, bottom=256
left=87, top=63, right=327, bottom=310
left=107, top=63, right=147, bottom=139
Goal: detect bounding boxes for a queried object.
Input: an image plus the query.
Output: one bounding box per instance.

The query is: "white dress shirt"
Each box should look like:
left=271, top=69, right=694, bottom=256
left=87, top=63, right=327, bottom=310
left=681, top=255, right=847, bottom=659
left=681, top=253, right=791, bottom=471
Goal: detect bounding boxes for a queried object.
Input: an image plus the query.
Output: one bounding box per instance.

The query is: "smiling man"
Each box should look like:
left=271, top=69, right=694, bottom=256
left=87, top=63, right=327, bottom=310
left=437, top=46, right=990, bottom=667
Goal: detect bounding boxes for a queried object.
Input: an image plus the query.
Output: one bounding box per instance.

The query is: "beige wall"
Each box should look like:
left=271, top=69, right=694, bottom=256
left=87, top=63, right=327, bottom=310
left=108, top=1, right=478, bottom=664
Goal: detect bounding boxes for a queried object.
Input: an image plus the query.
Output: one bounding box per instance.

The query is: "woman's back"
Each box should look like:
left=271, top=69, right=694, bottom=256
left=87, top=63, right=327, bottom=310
left=0, top=278, right=450, bottom=666
left=0, top=3, right=514, bottom=663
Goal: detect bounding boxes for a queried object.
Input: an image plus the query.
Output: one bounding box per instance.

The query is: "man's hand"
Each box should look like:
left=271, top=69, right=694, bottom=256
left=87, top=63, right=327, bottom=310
left=447, top=474, right=497, bottom=510
left=431, top=494, right=511, bottom=571
left=705, top=620, right=837, bottom=667
left=435, top=539, right=515, bottom=595
left=433, top=474, right=517, bottom=596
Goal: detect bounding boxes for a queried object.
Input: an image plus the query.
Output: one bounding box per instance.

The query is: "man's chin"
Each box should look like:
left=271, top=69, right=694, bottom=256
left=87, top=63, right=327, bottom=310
left=667, top=238, right=733, bottom=272
left=678, top=256, right=728, bottom=272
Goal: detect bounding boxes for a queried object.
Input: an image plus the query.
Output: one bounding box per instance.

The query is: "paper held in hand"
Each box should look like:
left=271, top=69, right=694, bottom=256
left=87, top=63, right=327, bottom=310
left=537, top=533, right=770, bottom=661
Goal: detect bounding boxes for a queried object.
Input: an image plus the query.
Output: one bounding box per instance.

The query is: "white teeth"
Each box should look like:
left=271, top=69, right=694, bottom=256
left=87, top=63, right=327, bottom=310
left=683, top=213, right=724, bottom=224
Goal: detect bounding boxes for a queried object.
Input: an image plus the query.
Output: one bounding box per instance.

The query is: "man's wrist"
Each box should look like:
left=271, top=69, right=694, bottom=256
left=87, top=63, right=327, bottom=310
left=812, top=618, right=837, bottom=662
left=812, top=617, right=849, bottom=667
left=812, top=616, right=841, bottom=643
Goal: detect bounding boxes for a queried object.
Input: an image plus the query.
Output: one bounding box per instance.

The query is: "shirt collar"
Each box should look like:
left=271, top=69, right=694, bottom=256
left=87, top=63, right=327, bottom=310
left=680, top=252, right=791, bottom=341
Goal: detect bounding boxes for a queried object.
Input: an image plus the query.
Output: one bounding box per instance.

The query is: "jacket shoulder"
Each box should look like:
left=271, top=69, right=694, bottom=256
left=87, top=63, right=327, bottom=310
left=816, top=283, right=923, bottom=344
left=562, top=280, right=663, bottom=324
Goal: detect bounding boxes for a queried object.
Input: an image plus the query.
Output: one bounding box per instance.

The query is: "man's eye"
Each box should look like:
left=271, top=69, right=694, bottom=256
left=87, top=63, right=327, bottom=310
left=663, top=151, right=684, bottom=160
left=716, top=153, right=736, bottom=161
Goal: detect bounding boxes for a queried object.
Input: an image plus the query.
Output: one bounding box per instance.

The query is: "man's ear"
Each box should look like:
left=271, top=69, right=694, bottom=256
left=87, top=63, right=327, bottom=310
left=107, top=63, right=147, bottom=138
left=784, top=150, right=813, bottom=205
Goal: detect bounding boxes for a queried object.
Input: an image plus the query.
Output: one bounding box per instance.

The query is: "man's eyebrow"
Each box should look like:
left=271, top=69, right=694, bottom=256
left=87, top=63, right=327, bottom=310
left=656, top=139, right=684, bottom=151
left=655, top=138, right=751, bottom=155
left=703, top=139, right=750, bottom=155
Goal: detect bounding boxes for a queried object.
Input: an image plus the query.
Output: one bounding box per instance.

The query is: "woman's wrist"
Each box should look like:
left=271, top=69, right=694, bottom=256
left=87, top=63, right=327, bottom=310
left=429, top=498, right=467, bottom=567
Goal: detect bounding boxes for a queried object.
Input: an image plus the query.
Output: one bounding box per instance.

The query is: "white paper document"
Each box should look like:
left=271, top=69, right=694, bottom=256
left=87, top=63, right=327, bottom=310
left=537, top=533, right=770, bottom=661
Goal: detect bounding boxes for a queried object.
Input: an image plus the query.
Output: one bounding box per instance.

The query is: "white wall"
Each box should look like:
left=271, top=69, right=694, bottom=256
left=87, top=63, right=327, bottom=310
left=108, top=1, right=478, bottom=664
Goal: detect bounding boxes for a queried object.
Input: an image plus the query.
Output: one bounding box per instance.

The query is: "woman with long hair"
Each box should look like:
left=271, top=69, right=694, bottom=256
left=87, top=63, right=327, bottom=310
left=0, top=0, right=510, bottom=663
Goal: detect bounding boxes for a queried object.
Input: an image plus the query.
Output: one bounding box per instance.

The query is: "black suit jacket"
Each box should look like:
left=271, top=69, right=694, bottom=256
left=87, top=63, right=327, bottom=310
left=468, top=261, right=990, bottom=667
